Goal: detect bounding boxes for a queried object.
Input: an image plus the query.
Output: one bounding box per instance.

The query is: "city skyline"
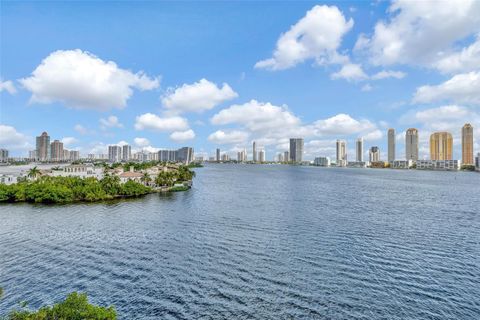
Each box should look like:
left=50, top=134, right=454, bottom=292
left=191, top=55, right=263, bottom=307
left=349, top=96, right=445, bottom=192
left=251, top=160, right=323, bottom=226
left=1, top=1, right=480, bottom=161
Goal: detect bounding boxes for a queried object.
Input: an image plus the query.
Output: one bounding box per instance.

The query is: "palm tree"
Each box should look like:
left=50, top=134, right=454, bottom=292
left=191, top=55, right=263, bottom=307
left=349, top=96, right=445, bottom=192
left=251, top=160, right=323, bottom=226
left=27, top=166, right=41, bottom=180
left=141, top=172, right=151, bottom=186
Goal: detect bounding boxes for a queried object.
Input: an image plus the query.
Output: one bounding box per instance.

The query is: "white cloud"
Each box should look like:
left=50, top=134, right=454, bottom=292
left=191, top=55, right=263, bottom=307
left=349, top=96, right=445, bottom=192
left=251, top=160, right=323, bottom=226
left=74, top=124, right=90, bottom=135
left=0, top=80, right=16, bottom=94
left=116, top=140, right=129, bottom=147
left=356, top=0, right=480, bottom=68
left=361, top=84, right=373, bottom=92
left=312, top=113, right=377, bottom=136
left=61, top=137, right=78, bottom=146
left=434, top=36, right=480, bottom=74
left=170, top=129, right=195, bottom=142
left=99, top=115, right=124, bottom=130
left=413, top=71, right=480, bottom=106
left=371, top=70, right=406, bottom=80
left=20, top=49, right=159, bottom=111
left=162, top=79, right=238, bottom=113
left=0, top=125, right=31, bottom=151
left=134, top=137, right=150, bottom=147
left=134, top=113, right=189, bottom=132
left=330, top=63, right=368, bottom=82
left=208, top=130, right=249, bottom=145
left=255, top=5, right=353, bottom=70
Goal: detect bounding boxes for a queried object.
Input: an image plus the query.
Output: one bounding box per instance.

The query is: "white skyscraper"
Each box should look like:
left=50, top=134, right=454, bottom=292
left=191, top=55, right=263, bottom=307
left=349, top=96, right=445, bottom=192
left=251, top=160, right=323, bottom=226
left=259, top=149, right=266, bottom=162
left=405, top=128, right=419, bottom=161
left=356, top=138, right=364, bottom=162
left=122, top=145, right=131, bottom=162
left=388, top=128, right=395, bottom=162
left=336, top=140, right=347, bottom=166
left=108, top=145, right=122, bottom=163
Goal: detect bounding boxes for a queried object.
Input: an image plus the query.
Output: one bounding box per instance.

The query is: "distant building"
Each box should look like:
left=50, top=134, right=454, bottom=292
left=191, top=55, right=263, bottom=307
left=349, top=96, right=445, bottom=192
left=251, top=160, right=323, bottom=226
left=314, top=157, right=331, bottom=167
left=108, top=145, right=122, bottom=163
left=347, top=161, right=367, bottom=168
left=284, top=151, right=290, bottom=163
left=336, top=140, right=347, bottom=167
left=29, top=150, right=38, bottom=161
left=216, top=148, right=221, bottom=162
left=259, top=149, right=266, bottom=162
left=289, top=138, right=304, bottom=163
left=476, top=153, right=480, bottom=171
left=405, top=128, right=419, bottom=161
left=63, top=149, right=70, bottom=160
left=52, top=164, right=104, bottom=179
left=50, top=140, right=64, bottom=162
left=356, top=138, right=363, bottom=162
left=430, top=132, right=453, bottom=160
left=36, top=131, right=50, bottom=161
left=122, top=145, right=132, bottom=162
left=370, top=161, right=388, bottom=168
left=0, top=174, right=17, bottom=185
left=176, top=147, right=194, bottom=164
left=252, top=141, right=257, bottom=162
left=277, top=153, right=284, bottom=162
left=388, top=128, right=395, bottom=162
left=369, top=146, right=380, bottom=162
left=221, top=153, right=230, bottom=161
left=70, top=150, right=80, bottom=161
left=417, top=160, right=460, bottom=171
left=158, top=150, right=176, bottom=162
left=462, top=124, right=474, bottom=165
left=0, top=149, right=8, bottom=162
left=390, top=160, right=413, bottom=169
left=237, top=149, right=247, bottom=162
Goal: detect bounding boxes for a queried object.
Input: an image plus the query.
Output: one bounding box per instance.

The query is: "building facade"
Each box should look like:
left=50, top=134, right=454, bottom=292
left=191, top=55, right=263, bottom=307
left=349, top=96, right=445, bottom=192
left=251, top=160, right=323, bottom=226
left=388, top=128, right=395, bottom=162
left=417, top=160, right=460, bottom=171
left=405, top=128, right=419, bottom=161
left=369, top=146, right=380, bottom=162
left=356, top=138, right=364, bottom=162
left=430, top=132, right=453, bottom=160
left=216, top=148, right=221, bottom=162
left=462, top=123, right=474, bottom=165
left=259, top=149, right=266, bottom=162
left=108, top=145, right=122, bottom=163
left=336, top=140, right=347, bottom=167
left=314, top=157, right=331, bottom=167
left=252, top=141, right=257, bottom=162
left=289, top=138, right=304, bottom=163
left=50, top=140, right=64, bottom=162
left=36, top=131, right=50, bottom=162
left=284, top=151, right=290, bottom=163
left=122, top=145, right=132, bottom=162
left=0, top=149, right=8, bottom=163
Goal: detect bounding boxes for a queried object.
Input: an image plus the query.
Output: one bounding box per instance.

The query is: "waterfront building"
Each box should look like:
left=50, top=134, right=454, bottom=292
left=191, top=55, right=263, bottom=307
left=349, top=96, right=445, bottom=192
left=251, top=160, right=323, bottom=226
left=259, top=149, right=266, bottom=162
left=36, top=131, right=50, bottom=161
left=70, top=151, right=80, bottom=161
left=314, top=157, right=331, bottom=167
left=221, top=153, right=230, bottom=161
left=462, top=124, right=474, bottom=165
left=417, top=160, right=460, bottom=171
left=347, top=161, right=367, bottom=168
left=476, top=153, right=480, bottom=171
left=195, top=156, right=205, bottom=162
left=122, top=145, right=132, bottom=162
left=356, top=138, right=364, bottom=162
left=118, top=166, right=143, bottom=183
left=336, top=140, right=347, bottom=167
left=284, top=151, right=290, bottom=163
left=430, top=132, right=453, bottom=160
left=108, top=145, right=122, bottom=163
left=405, top=128, right=419, bottom=161
left=369, top=146, right=380, bottom=162
left=237, top=150, right=247, bottom=162
left=28, top=150, right=37, bottom=161
left=0, top=174, right=17, bottom=185
left=63, top=150, right=70, bottom=161
left=388, top=128, right=395, bottom=162
left=158, top=150, right=176, bottom=162
left=289, top=138, right=304, bottom=163
left=52, top=164, right=104, bottom=179
left=390, top=160, right=413, bottom=169
left=50, top=140, right=64, bottom=162
left=370, top=161, right=388, bottom=168
left=176, top=147, right=194, bottom=164
left=0, top=149, right=8, bottom=162
left=216, top=148, right=220, bottom=162
left=252, top=141, right=257, bottom=162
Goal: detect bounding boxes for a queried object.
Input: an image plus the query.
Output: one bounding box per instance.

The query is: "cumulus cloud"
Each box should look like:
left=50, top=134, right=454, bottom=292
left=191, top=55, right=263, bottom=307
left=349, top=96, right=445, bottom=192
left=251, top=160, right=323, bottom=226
left=413, top=71, right=480, bottom=106
left=134, top=113, right=189, bottom=132
left=208, top=130, right=249, bottom=144
left=19, top=49, right=159, bottom=111
left=371, top=70, right=406, bottom=80
left=312, top=113, right=377, bottom=136
left=0, top=125, right=31, bottom=151
left=361, top=84, right=373, bottom=92
left=255, top=5, right=353, bottom=70
left=99, top=115, right=124, bottom=130
left=61, top=137, right=78, bottom=146
left=433, top=36, right=480, bottom=74
left=170, top=129, right=195, bottom=142
left=134, top=137, right=150, bottom=147
left=0, top=80, right=16, bottom=94
left=330, top=63, right=368, bottom=82
left=162, top=79, right=238, bottom=113
left=356, top=0, right=480, bottom=69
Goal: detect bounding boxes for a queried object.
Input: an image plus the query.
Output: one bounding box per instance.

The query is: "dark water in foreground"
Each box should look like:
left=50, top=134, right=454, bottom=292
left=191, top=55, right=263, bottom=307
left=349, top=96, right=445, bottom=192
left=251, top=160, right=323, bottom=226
left=1, top=165, right=480, bottom=319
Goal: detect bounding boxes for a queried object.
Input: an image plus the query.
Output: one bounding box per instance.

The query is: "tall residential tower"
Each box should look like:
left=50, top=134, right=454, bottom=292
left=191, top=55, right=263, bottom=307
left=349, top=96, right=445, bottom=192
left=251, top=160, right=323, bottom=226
left=388, top=128, right=395, bottom=162
left=289, top=138, right=304, bottom=163
left=336, top=140, right=347, bottom=166
left=36, top=131, right=50, bottom=162
left=356, top=138, right=364, bottom=162
left=405, top=128, right=419, bottom=161
left=430, top=132, right=453, bottom=160
left=462, top=123, right=474, bottom=165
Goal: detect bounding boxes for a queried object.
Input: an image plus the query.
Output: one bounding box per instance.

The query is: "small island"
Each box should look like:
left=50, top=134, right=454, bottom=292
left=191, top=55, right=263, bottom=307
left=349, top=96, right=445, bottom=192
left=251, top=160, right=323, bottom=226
left=0, top=161, right=196, bottom=204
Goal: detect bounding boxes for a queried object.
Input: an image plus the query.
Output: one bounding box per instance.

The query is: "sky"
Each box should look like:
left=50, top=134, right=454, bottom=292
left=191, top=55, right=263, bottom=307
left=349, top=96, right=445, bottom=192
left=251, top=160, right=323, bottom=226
left=1, top=0, right=479, bottom=160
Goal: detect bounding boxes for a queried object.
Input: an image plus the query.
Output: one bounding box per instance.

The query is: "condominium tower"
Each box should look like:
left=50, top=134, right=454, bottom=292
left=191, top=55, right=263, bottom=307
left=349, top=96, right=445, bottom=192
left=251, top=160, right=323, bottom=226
left=122, top=145, right=132, bottom=161
left=430, top=132, right=453, bottom=160
left=462, top=123, right=474, bottom=165
left=108, top=145, right=122, bottom=163
left=284, top=151, right=290, bottom=163
left=289, top=138, right=304, bottom=163
left=356, top=138, right=364, bottom=162
left=216, top=148, right=220, bottom=162
left=369, top=146, right=380, bottom=162
left=252, top=141, right=257, bottom=162
left=405, top=128, right=419, bottom=161
left=36, top=131, right=50, bottom=161
left=388, top=128, right=395, bottom=162
left=336, top=140, right=347, bottom=166
left=50, top=140, right=64, bottom=161
left=259, top=149, right=266, bottom=162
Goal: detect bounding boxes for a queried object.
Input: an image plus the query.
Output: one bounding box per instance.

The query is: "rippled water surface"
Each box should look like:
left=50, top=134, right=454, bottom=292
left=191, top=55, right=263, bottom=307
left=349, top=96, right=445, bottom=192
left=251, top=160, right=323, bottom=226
left=1, top=165, right=480, bottom=319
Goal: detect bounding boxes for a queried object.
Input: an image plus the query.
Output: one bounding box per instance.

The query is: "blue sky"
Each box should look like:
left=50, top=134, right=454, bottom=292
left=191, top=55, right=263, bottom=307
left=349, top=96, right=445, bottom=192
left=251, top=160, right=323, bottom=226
left=1, top=1, right=479, bottom=160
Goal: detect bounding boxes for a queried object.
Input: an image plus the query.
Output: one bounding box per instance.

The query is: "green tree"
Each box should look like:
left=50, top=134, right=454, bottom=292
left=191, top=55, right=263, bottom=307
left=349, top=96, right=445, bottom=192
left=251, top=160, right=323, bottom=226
left=27, top=167, right=40, bottom=180
left=141, top=172, right=152, bottom=186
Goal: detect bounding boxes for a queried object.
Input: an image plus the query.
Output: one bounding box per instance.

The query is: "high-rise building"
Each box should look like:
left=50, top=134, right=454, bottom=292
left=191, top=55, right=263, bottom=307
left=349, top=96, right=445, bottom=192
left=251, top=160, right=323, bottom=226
left=70, top=151, right=80, bottom=161
left=252, top=141, right=257, bottom=162
left=430, top=132, right=453, bottom=160
left=176, top=147, right=194, bottom=164
left=158, top=150, right=176, bottom=162
left=289, top=138, right=304, bottom=163
left=63, top=149, right=70, bottom=161
left=108, top=145, right=122, bottom=163
left=36, top=131, right=50, bottom=161
left=122, top=145, right=132, bottom=162
left=29, top=150, right=37, bottom=161
left=476, top=153, right=480, bottom=170
left=0, top=149, right=8, bottom=162
left=277, top=153, right=284, bottom=162
left=336, top=140, right=347, bottom=166
left=216, top=148, right=221, bottom=162
left=356, top=138, right=364, bottom=162
left=369, top=146, right=380, bottom=162
left=284, top=151, right=290, bottom=162
left=388, top=128, right=395, bottom=162
left=462, top=123, right=474, bottom=165
left=50, top=140, right=64, bottom=162
left=259, top=149, right=266, bottom=162
left=405, top=128, right=419, bottom=161
left=313, top=157, right=331, bottom=167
